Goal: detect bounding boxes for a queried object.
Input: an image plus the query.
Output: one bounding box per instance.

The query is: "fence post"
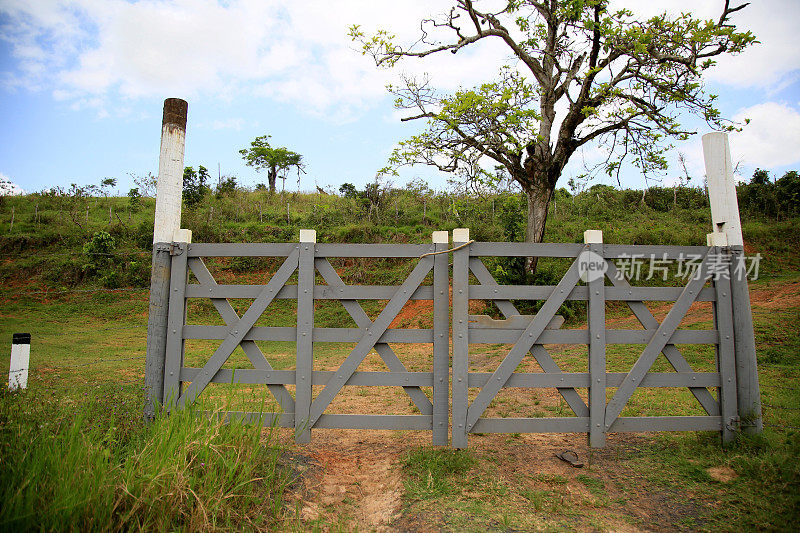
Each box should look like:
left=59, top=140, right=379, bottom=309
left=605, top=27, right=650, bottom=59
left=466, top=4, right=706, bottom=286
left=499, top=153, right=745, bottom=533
left=702, top=132, right=763, bottom=433
left=295, top=229, right=316, bottom=443
left=432, top=230, right=450, bottom=445
left=452, top=228, right=470, bottom=448
left=145, top=98, right=187, bottom=420
left=8, top=333, right=31, bottom=391
left=584, top=230, right=606, bottom=448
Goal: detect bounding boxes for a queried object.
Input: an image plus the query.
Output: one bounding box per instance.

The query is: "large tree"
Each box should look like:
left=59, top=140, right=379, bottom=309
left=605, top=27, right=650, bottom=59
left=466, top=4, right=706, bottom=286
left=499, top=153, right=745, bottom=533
left=240, top=135, right=305, bottom=193
left=351, top=0, right=754, bottom=254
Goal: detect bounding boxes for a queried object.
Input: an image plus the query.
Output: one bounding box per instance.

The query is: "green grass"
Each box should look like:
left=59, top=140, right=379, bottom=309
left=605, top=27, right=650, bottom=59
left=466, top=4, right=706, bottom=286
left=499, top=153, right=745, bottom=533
left=402, top=447, right=476, bottom=499
left=0, top=386, right=292, bottom=531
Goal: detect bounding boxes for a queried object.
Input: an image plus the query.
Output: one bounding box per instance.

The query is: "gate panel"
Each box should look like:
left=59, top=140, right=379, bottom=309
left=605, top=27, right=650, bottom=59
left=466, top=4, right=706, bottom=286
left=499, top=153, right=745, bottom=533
left=306, top=237, right=448, bottom=444
left=164, top=243, right=301, bottom=428
left=163, top=234, right=449, bottom=445
left=451, top=232, right=739, bottom=448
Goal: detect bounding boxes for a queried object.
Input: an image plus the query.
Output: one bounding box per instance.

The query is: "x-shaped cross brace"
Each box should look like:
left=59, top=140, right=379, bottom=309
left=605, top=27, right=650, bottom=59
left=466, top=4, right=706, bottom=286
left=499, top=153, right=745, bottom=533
left=186, top=257, right=296, bottom=413
left=176, top=249, right=300, bottom=409
left=308, top=256, right=434, bottom=425
left=465, top=254, right=584, bottom=431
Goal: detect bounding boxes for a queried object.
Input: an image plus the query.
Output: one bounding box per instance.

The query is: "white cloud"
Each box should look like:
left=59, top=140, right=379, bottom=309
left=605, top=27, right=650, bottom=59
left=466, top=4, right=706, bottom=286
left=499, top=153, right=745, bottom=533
left=0, top=1, right=517, bottom=118
left=729, top=102, right=800, bottom=168
left=613, top=0, right=800, bottom=91
left=0, top=172, right=25, bottom=195
left=2, top=0, right=798, bottom=124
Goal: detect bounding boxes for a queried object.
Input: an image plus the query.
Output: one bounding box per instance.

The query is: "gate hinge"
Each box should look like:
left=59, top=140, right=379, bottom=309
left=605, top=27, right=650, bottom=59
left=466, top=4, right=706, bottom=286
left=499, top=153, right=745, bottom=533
left=726, top=416, right=741, bottom=432
left=158, top=242, right=184, bottom=256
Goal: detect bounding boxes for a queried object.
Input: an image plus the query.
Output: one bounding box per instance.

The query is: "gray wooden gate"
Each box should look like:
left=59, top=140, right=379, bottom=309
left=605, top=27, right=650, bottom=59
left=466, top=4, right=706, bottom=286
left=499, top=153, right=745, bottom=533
left=157, top=230, right=743, bottom=448
left=161, top=233, right=450, bottom=445
left=451, top=231, right=738, bottom=448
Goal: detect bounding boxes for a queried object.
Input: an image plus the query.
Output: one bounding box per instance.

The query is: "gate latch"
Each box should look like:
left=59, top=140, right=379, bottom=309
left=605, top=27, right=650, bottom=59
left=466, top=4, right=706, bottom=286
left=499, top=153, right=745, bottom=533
left=726, top=416, right=741, bottom=432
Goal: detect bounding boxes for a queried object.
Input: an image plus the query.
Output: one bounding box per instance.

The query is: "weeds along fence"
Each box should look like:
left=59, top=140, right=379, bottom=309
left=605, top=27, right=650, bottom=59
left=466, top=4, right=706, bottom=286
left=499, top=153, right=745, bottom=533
left=145, top=226, right=765, bottom=448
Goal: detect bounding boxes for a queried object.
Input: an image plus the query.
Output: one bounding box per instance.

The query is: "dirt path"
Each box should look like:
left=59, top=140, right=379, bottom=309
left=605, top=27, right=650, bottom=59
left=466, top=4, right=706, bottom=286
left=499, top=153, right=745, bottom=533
left=290, top=431, right=420, bottom=531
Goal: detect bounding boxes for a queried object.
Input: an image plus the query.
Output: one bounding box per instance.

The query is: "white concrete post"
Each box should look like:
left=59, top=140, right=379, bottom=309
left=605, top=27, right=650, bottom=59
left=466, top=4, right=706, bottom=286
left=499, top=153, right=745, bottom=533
left=8, top=333, right=30, bottom=391
left=702, top=131, right=762, bottom=433
left=145, top=98, right=188, bottom=420
left=153, top=99, right=187, bottom=244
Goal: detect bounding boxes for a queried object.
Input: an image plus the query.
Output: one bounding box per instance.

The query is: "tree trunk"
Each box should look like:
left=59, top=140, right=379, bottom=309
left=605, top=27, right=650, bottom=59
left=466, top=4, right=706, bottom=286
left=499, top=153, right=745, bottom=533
left=268, top=166, right=277, bottom=194
left=523, top=183, right=555, bottom=272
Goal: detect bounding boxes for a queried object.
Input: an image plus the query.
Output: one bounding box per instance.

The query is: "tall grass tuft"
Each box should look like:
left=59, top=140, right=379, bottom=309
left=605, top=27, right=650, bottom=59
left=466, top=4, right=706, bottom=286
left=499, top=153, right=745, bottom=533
left=402, top=447, right=475, bottom=499
left=0, top=385, right=292, bottom=530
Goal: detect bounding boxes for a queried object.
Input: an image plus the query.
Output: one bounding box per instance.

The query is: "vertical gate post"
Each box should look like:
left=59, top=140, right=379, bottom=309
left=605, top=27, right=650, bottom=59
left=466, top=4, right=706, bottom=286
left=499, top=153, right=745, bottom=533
left=452, top=228, right=470, bottom=448
left=145, top=98, right=188, bottom=420
left=709, top=232, right=739, bottom=443
left=702, top=132, right=763, bottom=433
left=585, top=230, right=606, bottom=448
left=295, top=229, right=316, bottom=443
left=162, top=229, right=191, bottom=409
left=432, top=231, right=450, bottom=445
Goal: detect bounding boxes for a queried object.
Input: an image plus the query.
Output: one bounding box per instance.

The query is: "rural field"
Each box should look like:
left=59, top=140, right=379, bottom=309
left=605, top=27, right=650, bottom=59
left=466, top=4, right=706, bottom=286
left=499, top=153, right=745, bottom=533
left=1, top=185, right=799, bottom=531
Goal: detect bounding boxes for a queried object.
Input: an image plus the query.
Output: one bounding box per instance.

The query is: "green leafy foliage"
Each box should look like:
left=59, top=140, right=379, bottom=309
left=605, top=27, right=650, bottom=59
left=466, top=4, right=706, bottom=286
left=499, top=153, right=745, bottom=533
left=182, top=165, right=211, bottom=208
left=738, top=169, right=800, bottom=220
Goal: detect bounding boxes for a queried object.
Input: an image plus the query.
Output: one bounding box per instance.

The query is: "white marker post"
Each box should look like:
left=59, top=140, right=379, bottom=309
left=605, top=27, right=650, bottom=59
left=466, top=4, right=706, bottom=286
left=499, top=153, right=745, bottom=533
left=145, top=98, right=188, bottom=420
left=8, top=333, right=30, bottom=391
left=702, top=132, right=762, bottom=434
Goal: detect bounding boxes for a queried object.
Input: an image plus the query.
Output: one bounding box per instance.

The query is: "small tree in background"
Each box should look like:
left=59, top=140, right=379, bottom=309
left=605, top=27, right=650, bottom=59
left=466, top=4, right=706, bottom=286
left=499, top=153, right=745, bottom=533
left=183, top=165, right=211, bottom=208
left=127, top=188, right=142, bottom=213
left=239, top=135, right=305, bottom=193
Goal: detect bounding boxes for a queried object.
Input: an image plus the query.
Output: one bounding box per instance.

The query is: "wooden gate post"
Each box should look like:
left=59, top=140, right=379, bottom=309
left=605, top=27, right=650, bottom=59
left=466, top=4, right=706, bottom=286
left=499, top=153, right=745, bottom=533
left=431, top=230, right=450, bottom=445
left=451, top=228, right=471, bottom=449
left=585, top=230, right=606, bottom=448
left=702, top=132, right=763, bottom=433
left=145, top=98, right=188, bottom=420
left=295, top=229, right=316, bottom=443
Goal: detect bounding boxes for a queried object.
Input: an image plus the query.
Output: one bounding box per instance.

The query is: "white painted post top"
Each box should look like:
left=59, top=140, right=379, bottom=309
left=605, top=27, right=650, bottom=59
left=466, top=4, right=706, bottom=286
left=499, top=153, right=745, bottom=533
left=432, top=231, right=449, bottom=244
left=702, top=132, right=744, bottom=246
left=584, top=230, right=603, bottom=244
left=173, top=228, right=192, bottom=243
left=153, top=98, right=188, bottom=244
left=300, top=229, right=317, bottom=243
left=453, top=228, right=470, bottom=242
left=707, top=232, right=729, bottom=247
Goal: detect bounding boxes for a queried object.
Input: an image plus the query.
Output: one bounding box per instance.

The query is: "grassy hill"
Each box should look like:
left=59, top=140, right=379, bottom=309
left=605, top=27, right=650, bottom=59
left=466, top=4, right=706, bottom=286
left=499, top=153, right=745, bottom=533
left=1, top=183, right=798, bottom=291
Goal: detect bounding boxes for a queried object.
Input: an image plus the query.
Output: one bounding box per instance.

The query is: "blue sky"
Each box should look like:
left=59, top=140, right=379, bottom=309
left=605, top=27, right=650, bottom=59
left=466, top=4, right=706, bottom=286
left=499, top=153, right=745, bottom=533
left=1, top=0, right=799, bottom=196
